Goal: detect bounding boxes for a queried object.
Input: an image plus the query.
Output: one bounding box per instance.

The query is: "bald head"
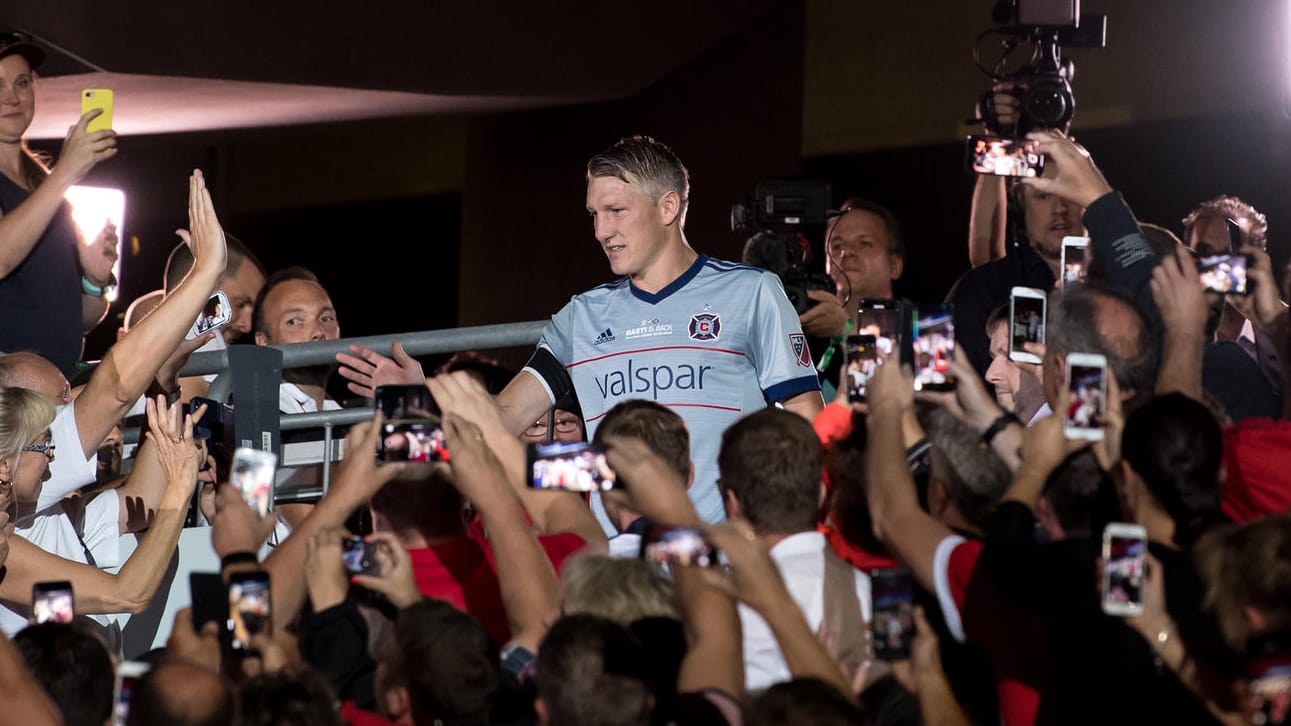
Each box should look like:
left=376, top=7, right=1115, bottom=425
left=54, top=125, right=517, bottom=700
left=1043, top=284, right=1156, bottom=413
left=0, top=352, right=71, bottom=406
left=127, top=660, right=234, bottom=726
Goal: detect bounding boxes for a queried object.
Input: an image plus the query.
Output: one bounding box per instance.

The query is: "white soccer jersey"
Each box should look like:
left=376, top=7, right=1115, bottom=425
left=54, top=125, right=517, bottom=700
left=526, top=255, right=821, bottom=524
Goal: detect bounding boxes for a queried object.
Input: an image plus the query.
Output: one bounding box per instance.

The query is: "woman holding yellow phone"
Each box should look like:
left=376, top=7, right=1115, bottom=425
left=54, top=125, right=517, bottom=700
left=0, top=32, right=118, bottom=375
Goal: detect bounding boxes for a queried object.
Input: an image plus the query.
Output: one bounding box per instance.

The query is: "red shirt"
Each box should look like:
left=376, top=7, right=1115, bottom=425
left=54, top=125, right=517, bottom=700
left=409, top=530, right=586, bottom=645
left=340, top=701, right=397, bottom=726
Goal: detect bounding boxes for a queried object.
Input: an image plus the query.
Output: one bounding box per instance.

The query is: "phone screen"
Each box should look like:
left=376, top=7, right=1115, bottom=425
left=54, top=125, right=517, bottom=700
left=227, top=573, right=271, bottom=652
left=342, top=536, right=379, bottom=576
left=1198, top=254, right=1250, bottom=295
left=1248, top=633, right=1291, bottom=725
left=1061, top=237, right=1089, bottom=285
left=375, top=385, right=446, bottom=463
left=194, top=291, right=232, bottom=336
left=1102, top=532, right=1146, bottom=614
left=230, top=448, right=276, bottom=519
left=1065, top=362, right=1107, bottom=438
left=844, top=335, right=879, bottom=403
left=528, top=441, right=615, bottom=492
left=114, top=663, right=149, bottom=726
left=1009, top=293, right=1046, bottom=359
left=640, top=526, right=719, bottom=568
left=871, top=568, right=915, bottom=661
left=856, top=299, right=901, bottom=357
left=912, top=305, right=955, bottom=391
left=964, top=135, right=1044, bottom=177
left=31, top=581, right=74, bottom=624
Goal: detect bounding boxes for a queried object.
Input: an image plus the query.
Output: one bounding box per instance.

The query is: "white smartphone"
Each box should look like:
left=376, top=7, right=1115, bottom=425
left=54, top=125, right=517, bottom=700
left=1008, top=286, right=1046, bottom=364
left=1064, top=353, right=1107, bottom=441
left=1101, top=523, right=1147, bottom=617
left=1060, top=236, right=1090, bottom=287
left=189, top=290, right=232, bottom=339
left=114, top=660, right=150, bottom=726
left=230, top=448, right=277, bottom=519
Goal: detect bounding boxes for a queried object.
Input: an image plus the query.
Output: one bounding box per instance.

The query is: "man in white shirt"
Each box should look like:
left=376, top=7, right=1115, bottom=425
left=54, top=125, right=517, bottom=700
left=716, top=407, right=870, bottom=692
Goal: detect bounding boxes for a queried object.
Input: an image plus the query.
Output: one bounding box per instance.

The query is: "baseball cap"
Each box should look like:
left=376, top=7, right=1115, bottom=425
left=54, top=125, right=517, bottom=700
left=0, top=32, right=45, bottom=69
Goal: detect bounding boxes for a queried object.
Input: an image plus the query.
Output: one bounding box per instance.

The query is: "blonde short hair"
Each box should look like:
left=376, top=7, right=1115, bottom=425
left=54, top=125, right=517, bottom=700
left=0, top=386, right=55, bottom=463
left=560, top=555, right=677, bottom=625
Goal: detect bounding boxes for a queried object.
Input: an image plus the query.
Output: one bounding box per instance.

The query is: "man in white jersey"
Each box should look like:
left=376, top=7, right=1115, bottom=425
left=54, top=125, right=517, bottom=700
left=499, top=136, right=823, bottom=524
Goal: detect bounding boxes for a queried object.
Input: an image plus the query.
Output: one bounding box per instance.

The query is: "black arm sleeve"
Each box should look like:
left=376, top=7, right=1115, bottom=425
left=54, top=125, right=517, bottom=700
left=976, top=501, right=1098, bottom=614
left=522, top=346, right=574, bottom=403
left=298, top=599, right=377, bottom=710
left=1083, top=191, right=1162, bottom=334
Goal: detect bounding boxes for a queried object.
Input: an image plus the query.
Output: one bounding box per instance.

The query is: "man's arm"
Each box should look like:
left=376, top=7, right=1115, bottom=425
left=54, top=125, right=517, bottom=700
left=497, top=367, right=562, bottom=436
left=72, top=172, right=227, bottom=458
left=81, top=291, right=110, bottom=332
left=1151, top=248, right=1208, bottom=400
left=968, top=175, right=1008, bottom=267
left=780, top=389, right=824, bottom=421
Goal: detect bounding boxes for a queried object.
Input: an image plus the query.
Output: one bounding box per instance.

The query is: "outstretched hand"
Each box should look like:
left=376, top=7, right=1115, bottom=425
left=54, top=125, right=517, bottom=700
left=145, top=395, right=202, bottom=495
left=1151, top=246, right=1208, bottom=341
left=1021, top=130, right=1113, bottom=209
left=336, top=341, right=425, bottom=399
left=184, top=170, right=229, bottom=279
left=78, top=222, right=119, bottom=288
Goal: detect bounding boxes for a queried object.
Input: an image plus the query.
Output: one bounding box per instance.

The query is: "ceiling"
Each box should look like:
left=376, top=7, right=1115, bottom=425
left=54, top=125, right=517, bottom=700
left=10, top=1, right=781, bottom=138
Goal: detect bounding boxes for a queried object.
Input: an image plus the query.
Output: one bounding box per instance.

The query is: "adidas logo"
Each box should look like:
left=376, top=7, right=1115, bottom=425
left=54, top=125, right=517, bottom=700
left=593, top=328, right=615, bottom=346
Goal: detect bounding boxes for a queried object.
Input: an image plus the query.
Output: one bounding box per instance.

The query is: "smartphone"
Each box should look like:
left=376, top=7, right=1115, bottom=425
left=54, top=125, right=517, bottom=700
left=81, top=89, right=114, bottom=133
left=227, top=571, right=271, bottom=652
left=1101, top=523, right=1147, bottom=617
left=375, top=384, right=446, bottom=463
left=1225, top=217, right=1244, bottom=255
left=31, top=581, right=74, bottom=624
left=342, top=535, right=380, bottom=577
left=1060, top=235, right=1090, bottom=286
left=1008, top=287, right=1046, bottom=364
left=191, top=291, right=232, bottom=338
left=844, top=334, right=879, bottom=403
left=640, top=525, right=720, bottom=568
left=1064, top=353, right=1107, bottom=441
left=856, top=298, right=902, bottom=357
left=1198, top=253, right=1251, bottom=295
left=1248, top=632, right=1291, bottom=726
left=113, top=660, right=150, bottom=726
left=190, top=572, right=226, bottom=633
left=527, top=441, right=616, bottom=492
left=964, top=135, right=1044, bottom=177
left=870, top=568, right=915, bottom=661
left=912, top=304, right=956, bottom=392
left=230, top=448, right=276, bottom=519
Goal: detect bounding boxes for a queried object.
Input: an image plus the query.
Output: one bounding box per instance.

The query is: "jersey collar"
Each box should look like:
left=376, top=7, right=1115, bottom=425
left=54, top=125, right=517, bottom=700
left=629, top=254, right=707, bottom=305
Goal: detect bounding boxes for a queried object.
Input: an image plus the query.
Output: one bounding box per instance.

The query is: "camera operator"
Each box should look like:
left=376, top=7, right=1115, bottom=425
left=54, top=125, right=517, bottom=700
left=967, top=82, right=1022, bottom=268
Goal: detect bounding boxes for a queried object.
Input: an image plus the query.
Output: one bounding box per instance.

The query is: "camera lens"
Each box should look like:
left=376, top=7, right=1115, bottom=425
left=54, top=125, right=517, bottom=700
left=1024, top=79, right=1073, bottom=127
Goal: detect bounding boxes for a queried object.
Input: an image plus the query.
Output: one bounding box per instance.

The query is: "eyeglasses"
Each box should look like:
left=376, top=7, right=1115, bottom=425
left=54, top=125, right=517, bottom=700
left=21, top=442, right=55, bottom=461
left=527, top=418, right=582, bottom=434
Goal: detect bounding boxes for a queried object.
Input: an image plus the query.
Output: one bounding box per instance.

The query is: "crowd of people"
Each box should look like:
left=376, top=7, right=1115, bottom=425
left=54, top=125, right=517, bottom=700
left=0, top=28, right=1289, bottom=726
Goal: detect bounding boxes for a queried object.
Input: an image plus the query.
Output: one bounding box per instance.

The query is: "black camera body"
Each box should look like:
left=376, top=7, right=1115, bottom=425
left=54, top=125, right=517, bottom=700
left=732, top=180, right=836, bottom=315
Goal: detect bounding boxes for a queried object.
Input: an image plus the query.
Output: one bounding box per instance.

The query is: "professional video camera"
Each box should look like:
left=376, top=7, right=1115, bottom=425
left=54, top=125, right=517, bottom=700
left=973, top=0, right=1107, bottom=137
left=731, top=179, right=835, bottom=315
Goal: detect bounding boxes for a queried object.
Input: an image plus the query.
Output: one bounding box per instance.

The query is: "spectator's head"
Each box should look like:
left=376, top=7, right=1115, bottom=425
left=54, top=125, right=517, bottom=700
left=0, top=351, right=72, bottom=406
left=369, top=465, right=466, bottom=542
left=1183, top=195, right=1268, bottom=255
left=435, top=352, right=515, bottom=395
left=1015, top=175, right=1084, bottom=262
left=118, top=289, right=164, bottom=342
left=1043, top=283, right=1155, bottom=414
left=560, top=555, right=678, bottom=624
left=1120, top=393, right=1224, bottom=548
left=239, top=668, right=345, bottom=726
left=13, top=622, right=114, bottom=726
left=744, top=678, right=864, bottom=726
left=1036, top=448, right=1118, bottom=541
left=535, top=615, right=652, bottom=726
left=0, top=384, right=57, bottom=508
left=918, top=404, right=1012, bottom=533
left=586, top=135, right=689, bottom=279
left=166, top=234, right=266, bottom=345
left=591, top=399, right=692, bottom=532
left=1197, top=514, right=1291, bottom=653
left=824, top=198, right=905, bottom=301
left=522, top=409, right=586, bottom=446
left=253, top=267, right=339, bottom=346
left=374, top=599, right=499, bottom=726
left=717, top=408, right=822, bottom=537
left=126, top=659, right=235, bottom=726
left=984, top=304, right=1047, bottom=423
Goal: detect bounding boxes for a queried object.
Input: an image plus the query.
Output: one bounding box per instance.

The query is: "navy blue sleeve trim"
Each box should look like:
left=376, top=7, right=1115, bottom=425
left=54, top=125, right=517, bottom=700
left=764, top=374, right=822, bottom=403
left=1082, top=191, right=1140, bottom=242
left=524, top=347, right=574, bottom=402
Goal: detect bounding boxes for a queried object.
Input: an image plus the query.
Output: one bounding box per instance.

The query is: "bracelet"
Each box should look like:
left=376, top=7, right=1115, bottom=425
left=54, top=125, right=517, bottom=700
left=1153, top=623, right=1176, bottom=657
left=81, top=276, right=105, bottom=296
left=981, top=412, right=1021, bottom=446
left=220, top=551, right=259, bottom=570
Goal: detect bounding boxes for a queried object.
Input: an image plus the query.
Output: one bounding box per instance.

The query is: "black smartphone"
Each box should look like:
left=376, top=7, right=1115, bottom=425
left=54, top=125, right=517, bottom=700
left=375, top=384, right=446, bottom=463
left=1225, top=217, right=1244, bottom=255
left=964, top=135, right=1044, bottom=177
left=843, top=334, right=879, bottom=403
left=31, top=580, right=74, bottom=624
left=342, top=535, right=380, bottom=577
left=527, top=441, right=616, bottom=492
left=1198, top=253, right=1252, bottom=295
left=190, top=396, right=235, bottom=450
left=189, top=572, right=226, bottom=634
left=870, top=568, right=914, bottom=661
left=856, top=298, right=902, bottom=356
left=640, top=525, right=720, bottom=568
left=912, top=304, right=956, bottom=391
left=227, top=571, right=272, bottom=652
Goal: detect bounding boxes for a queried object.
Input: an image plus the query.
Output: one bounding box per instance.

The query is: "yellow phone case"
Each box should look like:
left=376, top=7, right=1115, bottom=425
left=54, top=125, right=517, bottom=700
left=81, top=89, right=114, bottom=133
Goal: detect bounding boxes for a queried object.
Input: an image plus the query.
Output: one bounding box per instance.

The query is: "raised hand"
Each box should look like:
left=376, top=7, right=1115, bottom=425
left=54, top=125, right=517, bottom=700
left=1021, top=130, right=1114, bottom=209
left=184, top=170, right=228, bottom=279
left=77, top=221, right=119, bottom=288
left=1151, top=246, right=1209, bottom=341
left=351, top=531, right=423, bottom=609
left=865, top=350, right=914, bottom=416
left=209, top=482, right=278, bottom=558
left=1230, top=245, right=1289, bottom=335
left=335, top=341, right=425, bottom=399
left=145, top=395, right=201, bottom=494
left=303, top=527, right=350, bottom=612
left=50, top=110, right=117, bottom=187
left=601, top=433, right=698, bottom=526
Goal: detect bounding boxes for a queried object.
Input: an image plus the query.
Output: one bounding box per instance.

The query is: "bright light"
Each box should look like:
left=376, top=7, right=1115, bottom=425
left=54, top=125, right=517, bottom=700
left=64, top=185, right=125, bottom=302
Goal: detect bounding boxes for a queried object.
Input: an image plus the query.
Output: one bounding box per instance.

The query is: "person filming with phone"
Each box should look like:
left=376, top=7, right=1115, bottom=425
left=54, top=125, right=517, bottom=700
left=0, top=34, right=119, bottom=375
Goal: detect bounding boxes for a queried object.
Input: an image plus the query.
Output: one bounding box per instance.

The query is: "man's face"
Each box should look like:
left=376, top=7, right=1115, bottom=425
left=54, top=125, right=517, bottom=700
left=218, top=260, right=266, bottom=345
left=1022, top=181, right=1084, bottom=260
left=825, top=209, right=902, bottom=300
left=985, top=322, right=1023, bottom=412
left=0, top=55, right=35, bottom=145
left=586, top=175, right=671, bottom=280
left=1187, top=214, right=1248, bottom=258
left=254, top=279, right=339, bottom=346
